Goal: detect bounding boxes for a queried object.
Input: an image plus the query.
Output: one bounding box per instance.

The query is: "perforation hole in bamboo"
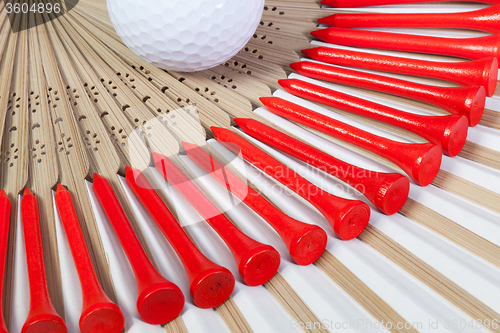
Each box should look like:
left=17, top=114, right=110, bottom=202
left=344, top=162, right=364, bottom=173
left=241, top=46, right=264, bottom=63
left=209, top=74, right=238, bottom=91
left=30, top=125, right=48, bottom=164
left=192, top=86, right=221, bottom=104
left=3, top=143, right=19, bottom=168
left=263, top=5, right=284, bottom=16
left=223, top=59, right=248, bottom=72
left=108, top=126, right=128, bottom=148
left=56, top=129, right=75, bottom=156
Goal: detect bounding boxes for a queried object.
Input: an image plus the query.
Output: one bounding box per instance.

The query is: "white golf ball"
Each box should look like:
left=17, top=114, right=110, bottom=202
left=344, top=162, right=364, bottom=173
left=107, top=0, right=265, bottom=72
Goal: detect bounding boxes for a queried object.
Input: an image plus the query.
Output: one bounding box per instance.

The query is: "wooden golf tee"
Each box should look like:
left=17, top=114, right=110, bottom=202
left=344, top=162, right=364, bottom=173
left=290, top=61, right=484, bottom=127
left=233, top=118, right=410, bottom=215
left=260, top=97, right=443, bottom=187
left=319, top=5, right=500, bottom=34
left=21, top=188, right=67, bottom=333
left=280, top=78, right=469, bottom=155
left=182, top=142, right=328, bottom=265
left=54, top=184, right=124, bottom=333
left=311, top=27, right=500, bottom=60
left=321, top=0, right=500, bottom=7
left=92, top=174, right=185, bottom=321
left=210, top=127, right=371, bottom=240
left=119, top=170, right=235, bottom=308
left=0, top=190, right=10, bottom=333
left=301, top=47, right=498, bottom=97
left=152, top=153, right=281, bottom=286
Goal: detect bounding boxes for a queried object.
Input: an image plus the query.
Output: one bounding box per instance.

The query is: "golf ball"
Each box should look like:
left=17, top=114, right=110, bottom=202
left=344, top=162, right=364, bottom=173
left=107, top=0, right=265, bottom=72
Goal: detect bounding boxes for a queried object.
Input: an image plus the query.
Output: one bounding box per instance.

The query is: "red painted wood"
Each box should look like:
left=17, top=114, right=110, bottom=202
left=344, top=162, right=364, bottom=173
left=291, top=61, right=484, bottom=128
left=121, top=169, right=235, bottom=308
left=321, top=0, right=500, bottom=7
left=182, top=142, right=328, bottom=265
left=320, top=5, right=500, bottom=33
left=0, top=190, right=10, bottom=333
left=152, top=153, right=281, bottom=286
left=211, top=127, right=371, bottom=240
left=260, top=97, right=442, bottom=187
left=233, top=118, right=410, bottom=215
left=93, top=174, right=188, bottom=318
left=21, top=188, right=67, bottom=333
left=279, top=78, right=469, bottom=155
left=302, top=47, right=498, bottom=97
left=55, top=184, right=124, bottom=333
left=311, top=27, right=500, bottom=60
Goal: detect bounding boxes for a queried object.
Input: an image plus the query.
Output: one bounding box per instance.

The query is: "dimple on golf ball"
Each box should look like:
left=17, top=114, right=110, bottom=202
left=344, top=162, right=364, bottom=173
left=107, top=0, right=265, bottom=72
